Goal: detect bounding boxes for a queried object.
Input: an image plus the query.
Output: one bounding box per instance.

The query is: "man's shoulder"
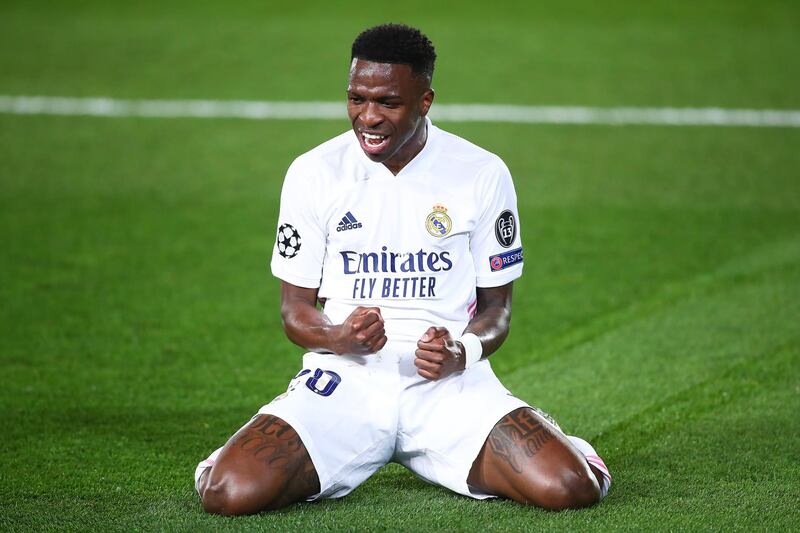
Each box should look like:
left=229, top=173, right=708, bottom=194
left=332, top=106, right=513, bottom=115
left=431, top=124, right=509, bottom=176
left=289, top=130, right=357, bottom=175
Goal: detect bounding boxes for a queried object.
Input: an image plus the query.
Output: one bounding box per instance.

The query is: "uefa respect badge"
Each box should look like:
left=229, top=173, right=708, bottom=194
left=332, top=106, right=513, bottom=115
left=489, top=247, right=523, bottom=271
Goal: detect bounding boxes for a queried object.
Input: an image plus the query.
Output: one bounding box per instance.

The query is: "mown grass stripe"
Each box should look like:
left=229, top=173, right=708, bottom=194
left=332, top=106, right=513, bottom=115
left=2, top=95, right=800, bottom=127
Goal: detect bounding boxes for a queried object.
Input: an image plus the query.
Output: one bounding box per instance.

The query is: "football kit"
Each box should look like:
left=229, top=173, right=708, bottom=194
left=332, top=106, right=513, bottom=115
left=196, top=119, right=611, bottom=500
left=271, top=118, right=524, bottom=344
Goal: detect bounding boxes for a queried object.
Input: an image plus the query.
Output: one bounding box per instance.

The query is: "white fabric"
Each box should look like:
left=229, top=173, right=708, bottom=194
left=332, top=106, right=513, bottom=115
left=195, top=121, right=610, bottom=503
left=257, top=349, right=527, bottom=500
left=270, top=119, right=523, bottom=346
left=194, top=447, right=221, bottom=492
left=265, top=120, right=526, bottom=495
left=458, top=332, right=483, bottom=368
left=566, top=435, right=613, bottom=498
left=194, top=362, right=612, bottom=502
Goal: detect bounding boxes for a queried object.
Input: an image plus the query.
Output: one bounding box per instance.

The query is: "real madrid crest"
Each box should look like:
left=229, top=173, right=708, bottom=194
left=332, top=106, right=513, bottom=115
left=425, top=204, right=452, bottom=238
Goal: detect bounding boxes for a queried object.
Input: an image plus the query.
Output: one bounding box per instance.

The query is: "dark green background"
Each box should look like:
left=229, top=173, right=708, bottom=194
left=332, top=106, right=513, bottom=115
left=1, top=1, right=798, bottom=530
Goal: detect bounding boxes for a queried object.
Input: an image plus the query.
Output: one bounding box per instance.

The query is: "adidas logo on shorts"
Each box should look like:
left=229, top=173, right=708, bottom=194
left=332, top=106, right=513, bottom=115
left=337, top=211, right=363, bottom=232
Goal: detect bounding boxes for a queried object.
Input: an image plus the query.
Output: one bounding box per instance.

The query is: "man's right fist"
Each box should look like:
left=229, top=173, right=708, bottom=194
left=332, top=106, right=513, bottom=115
left=331, top=306, right=388, bottom=355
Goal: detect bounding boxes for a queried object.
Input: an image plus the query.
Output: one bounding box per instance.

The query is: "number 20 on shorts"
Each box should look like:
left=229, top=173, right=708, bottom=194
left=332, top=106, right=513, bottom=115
left=294, top=368, right=341, bottom=397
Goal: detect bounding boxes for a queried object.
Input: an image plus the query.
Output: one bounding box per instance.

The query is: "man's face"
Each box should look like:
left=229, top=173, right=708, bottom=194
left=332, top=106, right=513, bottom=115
left=347, top=59, right=434, bottom=173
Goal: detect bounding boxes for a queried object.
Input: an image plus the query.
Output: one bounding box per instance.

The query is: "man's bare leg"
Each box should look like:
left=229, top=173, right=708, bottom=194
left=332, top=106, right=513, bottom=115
left=468, top=407, right=603, bottom=510
left=198, top=414, right=319, bottom=516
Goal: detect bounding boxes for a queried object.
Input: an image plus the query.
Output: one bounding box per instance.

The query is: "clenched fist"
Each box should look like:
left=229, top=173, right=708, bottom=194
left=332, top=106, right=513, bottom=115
left=414, top=326, right=466, bottom=380
left=330, top=306, right=387, bottom=355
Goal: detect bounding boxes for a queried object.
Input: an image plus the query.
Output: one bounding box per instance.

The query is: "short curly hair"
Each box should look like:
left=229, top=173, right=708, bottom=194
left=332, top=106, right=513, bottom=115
left=351, top=23, right=436, bottom=81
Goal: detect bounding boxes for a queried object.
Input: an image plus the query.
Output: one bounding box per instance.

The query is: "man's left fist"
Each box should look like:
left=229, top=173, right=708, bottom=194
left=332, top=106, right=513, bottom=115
left=414, top=326, right=466, bottom=380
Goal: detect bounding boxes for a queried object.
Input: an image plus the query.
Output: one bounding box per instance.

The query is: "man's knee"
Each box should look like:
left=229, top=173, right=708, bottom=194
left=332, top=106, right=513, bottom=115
left=529, top=466, right=601, bottom=511
left=471, top=407, right=604, bottom=510
left=201, top=477, right=236, bottom=516
left=201, top=474, right=273, bottom=516
left=198, top=414, right=321, bottom=515
left=201, top=476, right=248, bottom=516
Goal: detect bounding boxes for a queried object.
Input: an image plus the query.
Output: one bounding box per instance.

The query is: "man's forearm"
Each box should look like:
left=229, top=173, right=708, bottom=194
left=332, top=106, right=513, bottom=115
left=462, top=283, right=513, bottom=359
left=281, top=301, right=339, bottom=353
left=279, top=281, right=388, bottom=356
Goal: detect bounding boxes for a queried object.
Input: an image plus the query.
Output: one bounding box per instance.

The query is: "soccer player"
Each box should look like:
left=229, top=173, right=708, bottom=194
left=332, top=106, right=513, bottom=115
left=195, top=23, right=611, bottom=515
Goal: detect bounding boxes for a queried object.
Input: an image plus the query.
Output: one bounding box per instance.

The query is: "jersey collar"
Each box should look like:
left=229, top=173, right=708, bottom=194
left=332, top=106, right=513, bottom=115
left=354, top=117, right=439, bottom=179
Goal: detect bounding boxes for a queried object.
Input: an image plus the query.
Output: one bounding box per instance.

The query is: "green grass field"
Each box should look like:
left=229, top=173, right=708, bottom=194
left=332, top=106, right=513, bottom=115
left=1, top=1, right=799, bottom=530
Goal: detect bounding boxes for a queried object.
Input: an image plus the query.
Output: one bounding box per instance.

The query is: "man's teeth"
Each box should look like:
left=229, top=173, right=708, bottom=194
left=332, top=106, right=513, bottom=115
left=363, top=133, right=387, bottom=145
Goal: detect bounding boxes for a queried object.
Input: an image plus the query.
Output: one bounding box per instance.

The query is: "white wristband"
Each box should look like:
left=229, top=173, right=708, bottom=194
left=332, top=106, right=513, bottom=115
left=459, top=333, right=483, bottom=368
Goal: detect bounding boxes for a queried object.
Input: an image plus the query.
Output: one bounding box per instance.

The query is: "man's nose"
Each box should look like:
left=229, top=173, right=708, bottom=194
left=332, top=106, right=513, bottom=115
left=361, top=102, right=383, bottom=127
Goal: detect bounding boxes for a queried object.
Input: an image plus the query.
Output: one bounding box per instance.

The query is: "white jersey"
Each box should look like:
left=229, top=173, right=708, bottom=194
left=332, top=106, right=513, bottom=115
left=270, top=119, right=523, bottom=346
left=200, top=130, right=613, bottom=501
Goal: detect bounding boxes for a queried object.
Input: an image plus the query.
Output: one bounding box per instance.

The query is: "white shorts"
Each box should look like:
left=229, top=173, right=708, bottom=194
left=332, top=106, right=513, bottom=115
left=196, top=346, right=611, bottom=500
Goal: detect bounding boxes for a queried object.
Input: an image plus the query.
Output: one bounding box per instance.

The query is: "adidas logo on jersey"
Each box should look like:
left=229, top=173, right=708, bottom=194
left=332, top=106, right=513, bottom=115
left=336, top=211, right=363, bottom=232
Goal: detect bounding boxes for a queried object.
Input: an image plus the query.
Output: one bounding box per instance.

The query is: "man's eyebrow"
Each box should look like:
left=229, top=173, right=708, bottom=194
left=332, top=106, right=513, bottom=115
left=346, top=89, right=403, bottom=101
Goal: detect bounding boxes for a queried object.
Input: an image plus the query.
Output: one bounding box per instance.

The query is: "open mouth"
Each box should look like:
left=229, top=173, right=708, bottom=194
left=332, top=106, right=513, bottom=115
left=359, top=132, right=390, bottom=155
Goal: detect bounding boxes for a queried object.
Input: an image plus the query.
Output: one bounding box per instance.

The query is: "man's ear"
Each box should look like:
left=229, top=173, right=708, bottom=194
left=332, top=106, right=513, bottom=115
left=420, top=88, right=435, bottom=116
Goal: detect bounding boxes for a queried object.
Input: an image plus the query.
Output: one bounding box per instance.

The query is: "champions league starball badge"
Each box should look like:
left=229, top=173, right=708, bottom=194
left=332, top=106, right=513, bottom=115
left=277, top=223, right=302, bottom=258
left=425, top=204, right=452, bottom=238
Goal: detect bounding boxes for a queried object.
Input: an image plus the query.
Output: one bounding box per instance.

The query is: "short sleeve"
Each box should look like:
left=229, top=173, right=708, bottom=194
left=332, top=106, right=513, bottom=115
left=270, top=158, right=327, bottom=288
left=470, top=159, right=524, bottom=287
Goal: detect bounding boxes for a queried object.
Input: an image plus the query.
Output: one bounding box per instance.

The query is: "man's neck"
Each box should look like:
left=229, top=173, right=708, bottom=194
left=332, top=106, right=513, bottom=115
left=384, top=121, right=428, bottom=175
